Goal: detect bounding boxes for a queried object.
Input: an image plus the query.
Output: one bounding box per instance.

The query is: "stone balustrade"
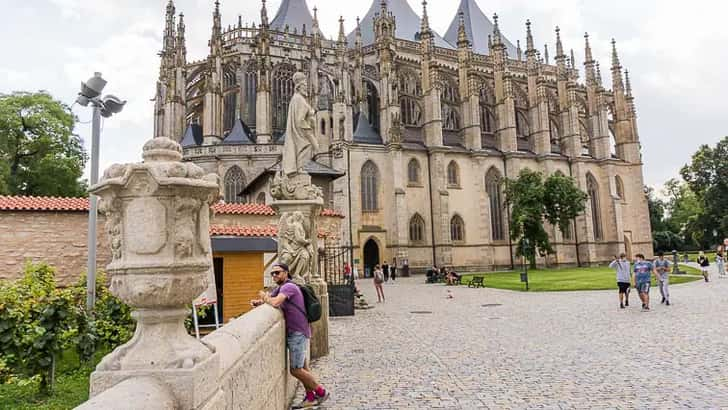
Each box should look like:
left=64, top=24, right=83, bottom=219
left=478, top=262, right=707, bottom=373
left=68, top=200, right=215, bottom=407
left=76, top=305, right=298, bottom=409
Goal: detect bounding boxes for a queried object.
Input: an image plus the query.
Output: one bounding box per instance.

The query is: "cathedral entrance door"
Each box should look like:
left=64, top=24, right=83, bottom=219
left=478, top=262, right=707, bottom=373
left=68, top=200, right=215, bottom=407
left=363, top=239, right=380, bottom=278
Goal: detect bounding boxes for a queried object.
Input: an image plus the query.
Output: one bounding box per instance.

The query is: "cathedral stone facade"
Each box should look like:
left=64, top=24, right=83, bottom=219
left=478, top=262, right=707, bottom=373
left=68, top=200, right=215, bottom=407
left=154, top=0, right=652, bottom=274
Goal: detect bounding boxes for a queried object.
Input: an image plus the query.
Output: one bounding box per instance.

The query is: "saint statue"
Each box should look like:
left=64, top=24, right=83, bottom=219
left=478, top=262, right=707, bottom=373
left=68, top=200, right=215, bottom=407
left=282, top=72, right=319, bottom=176
left=279, top=212, right=315, bottom=283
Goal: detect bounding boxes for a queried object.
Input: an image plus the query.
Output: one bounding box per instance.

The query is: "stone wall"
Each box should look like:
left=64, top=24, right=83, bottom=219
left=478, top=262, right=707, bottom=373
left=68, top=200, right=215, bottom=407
left=0, top=211, right=110, bottom=285
left=77, top=304, right=298, bottom=410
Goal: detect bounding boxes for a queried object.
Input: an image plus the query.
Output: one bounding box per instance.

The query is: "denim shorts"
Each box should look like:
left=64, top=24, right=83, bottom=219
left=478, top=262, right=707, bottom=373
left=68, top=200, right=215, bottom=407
left=287, top=332, right=309, bottom=369
left=636, top=282, right=650, bottom=294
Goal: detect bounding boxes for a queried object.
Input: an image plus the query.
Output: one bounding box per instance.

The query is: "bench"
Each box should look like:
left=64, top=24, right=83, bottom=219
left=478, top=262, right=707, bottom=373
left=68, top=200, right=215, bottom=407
left=468, top=276, right=485, bottom=288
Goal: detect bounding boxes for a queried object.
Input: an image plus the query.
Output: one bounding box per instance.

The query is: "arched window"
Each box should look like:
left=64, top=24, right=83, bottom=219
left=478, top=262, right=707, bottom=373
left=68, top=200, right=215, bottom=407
left=447, top=161, right=460, bottom=187
left=409, top=213, right=425, bottom=242
left=485, top=168, right=505, bottom=241
left=516, top=111, right=531, bottom=151
left=441, top=78, right=461, bottom=132
left=224, top=166, right=245, bottom=204
left=442, top=105, right=461, bottom=131
left=242, top=62, right=257, bottom=128
left=223, top=68, right=239, bottom=133
left=450, top=215, right=465, bottom=242
left=550, top=118, right=561, bottom=154
left=272, top=64, right=295, bottom=138
left=479, top=86, right=496, bottom=149
left=365, top=81, right=380, bottom=132
left=361, top=161, right=379, bottom=211
left=399, top=70, right=422, bottom=127
left=321, top=118, right=327, bottom=136
left=615, top=175, right=625, bottom=200
left=256, top=192, right=266, bottom=205
left=580, top=120, right=592, bottom=156
left=407, top=159, right=420, bottom=184
left=587, top=173, right=603, bottom=240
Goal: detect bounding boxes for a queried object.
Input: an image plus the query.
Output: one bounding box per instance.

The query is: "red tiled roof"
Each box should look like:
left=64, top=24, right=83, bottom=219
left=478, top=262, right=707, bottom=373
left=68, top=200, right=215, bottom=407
left=0, top=195, right=89, bottom=212
left=0, top=196, right=346, bottom=218
left=211, top=202, right=276, bottom=216
left=209, top=224, right=278, bottom=237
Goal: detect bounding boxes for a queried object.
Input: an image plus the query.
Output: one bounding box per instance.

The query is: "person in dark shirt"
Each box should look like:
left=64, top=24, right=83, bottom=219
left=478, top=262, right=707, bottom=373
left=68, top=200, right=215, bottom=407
left=251, top=263, right=329, bottom=408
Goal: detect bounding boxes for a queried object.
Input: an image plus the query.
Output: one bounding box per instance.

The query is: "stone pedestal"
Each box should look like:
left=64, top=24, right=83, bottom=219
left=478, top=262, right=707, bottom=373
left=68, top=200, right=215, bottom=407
left=271, top=197, right=330, bottom=359
left=88, top=137, right=223, bottom=409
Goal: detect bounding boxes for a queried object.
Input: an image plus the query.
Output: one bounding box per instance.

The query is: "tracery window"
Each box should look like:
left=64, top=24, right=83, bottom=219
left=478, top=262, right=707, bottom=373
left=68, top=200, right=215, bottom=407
left=440, top=79, right=461, bottom=131
left=272, top=64, right=295, bottom=138
left=587, top=173, right=603, bottom=240
left=364, top=81, right=380, bottom=131
left=242, top=63, right=257, bottom=128
left=399, top=70, right=422, bottom=127
left=580, top=120, right=592, bottom=156
left=447, top=161, right=460, bottom=187
left=479, top=86, right=496, bottom=148
left=486, top=168, right=505, bottom=241
left=450, top=215, right=465, bottom=242
left=409, top=213, right=425, bottom=242
left=361, top=161, right=379, bottom=212
left=516, top=110, right=531, bottom=151
left=224, top=166, right=245, bottom=204
left=407, top=159, right=421, bottom=184
left=223, top=68, right=238, bottom=133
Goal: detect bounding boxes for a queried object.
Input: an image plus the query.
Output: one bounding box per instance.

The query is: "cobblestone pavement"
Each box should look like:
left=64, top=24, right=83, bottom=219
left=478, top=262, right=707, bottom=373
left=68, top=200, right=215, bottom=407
left=309, top=268, right=728, bottom=409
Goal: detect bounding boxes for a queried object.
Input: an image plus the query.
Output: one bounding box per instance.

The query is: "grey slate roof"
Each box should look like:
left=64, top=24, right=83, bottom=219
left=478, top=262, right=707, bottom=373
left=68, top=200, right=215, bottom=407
left=443, top=0, right=518, bottom=57
left=270, top=0, right=316, bottom=34
left=347, top=0, right=454, bottom=49
left=180, top=123, right=203, bottom=147
left=222, top=119, right=255, bottom=144
left=352, top=113, right=383, bottom=144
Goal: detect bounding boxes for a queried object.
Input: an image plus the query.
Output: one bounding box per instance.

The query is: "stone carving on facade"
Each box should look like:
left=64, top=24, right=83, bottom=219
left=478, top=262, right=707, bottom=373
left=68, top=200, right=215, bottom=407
left=278, top=211, right=315, bottom=284
left=100, top=197, right=123, bottom=261
left=282, top=71, right=319, bottom=175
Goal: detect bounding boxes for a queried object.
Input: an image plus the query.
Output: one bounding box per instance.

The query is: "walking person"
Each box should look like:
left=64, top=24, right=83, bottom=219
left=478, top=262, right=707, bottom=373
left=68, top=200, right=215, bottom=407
left=390, top=258, right=396, bottom=282
left=373, top=264, right=385, bottom=303
left=632, top=253, right=654, bottom=311
left=697, top=251, right=710, bottom=282
left=382, top=260, right=390, bottom=282
left=250, top=263, right=329, bottom=409
left=654, top=251, right=671, bottom=306
left=609, top=253, right=631, bottom=309
left=716, top=250, right=725, bottom=278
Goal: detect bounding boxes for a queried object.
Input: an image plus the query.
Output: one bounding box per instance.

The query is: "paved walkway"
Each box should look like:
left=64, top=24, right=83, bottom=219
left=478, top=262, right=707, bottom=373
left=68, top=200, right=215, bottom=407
left=311, top=268, right=728, bottom=409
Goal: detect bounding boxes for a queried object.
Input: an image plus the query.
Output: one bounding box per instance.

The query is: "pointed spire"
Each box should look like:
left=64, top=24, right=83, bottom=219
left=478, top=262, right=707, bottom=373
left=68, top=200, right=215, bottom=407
left=457, top=11, right=469, bottom=48
left=570, top=49, right=575, bottom=68
left=261, top=0, right=269, bottom=29
left=584, top=32, right=593, bottom=63
left=611, top=38, right=621, bottom=69
left=177, top=12, right=186, bottom=64
left=338, top=16, right=346, bottom=45
left=355, top=16, right=362, bottom=47
left=380, top=0, right=388, bottom=14
left=596, top=62, right=603, bottom=87
left=164, top=0, right=176, bottom=54
left=238, top=15, right=242, bottom=29
left=421, top=0, right=431, bottom=36
left=492, top=13, right=502, bottom=45
left=555, top=26, right=564, bottom=57
left=517, top=40, right=522, bottom=60
left=212, top=0, right=221, bottom=35
left=313, top=6, right=319, bottom=30
left=544, top=44, right=549, bottom=65
left=526, top=20, right=534, bottom=51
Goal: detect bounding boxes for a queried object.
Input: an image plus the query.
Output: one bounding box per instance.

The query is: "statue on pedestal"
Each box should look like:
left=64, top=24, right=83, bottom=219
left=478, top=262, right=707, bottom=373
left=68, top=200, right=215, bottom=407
left=278, top=211, right=315, bottom=284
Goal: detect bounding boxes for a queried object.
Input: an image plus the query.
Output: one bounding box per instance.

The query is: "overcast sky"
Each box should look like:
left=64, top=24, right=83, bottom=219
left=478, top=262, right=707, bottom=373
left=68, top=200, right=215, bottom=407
left=1, top=0, right=725, bottom=194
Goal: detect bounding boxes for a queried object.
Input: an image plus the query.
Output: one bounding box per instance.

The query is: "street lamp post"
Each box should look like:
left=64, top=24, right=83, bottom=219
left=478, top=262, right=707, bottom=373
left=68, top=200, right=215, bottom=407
left=77, top=72, right=126, bottom=312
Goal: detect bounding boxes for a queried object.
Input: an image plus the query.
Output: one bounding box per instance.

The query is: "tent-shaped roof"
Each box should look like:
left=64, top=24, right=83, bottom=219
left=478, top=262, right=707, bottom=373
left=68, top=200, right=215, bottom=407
left=347, top=0, right=453, bottom=49
left=443, top=0, right=518, bottom=57
left=223, top=119, right=255, bottom=144
left=352, top=113, right=383, bottom=144
left=180, top=123, right=203, bottom=147
left=270, top=0, right=315, bottom=34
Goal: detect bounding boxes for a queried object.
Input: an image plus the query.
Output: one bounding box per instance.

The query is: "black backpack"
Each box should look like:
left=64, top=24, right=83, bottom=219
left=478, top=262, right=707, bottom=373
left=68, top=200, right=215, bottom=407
left=291, top=283, right=322, bottom=323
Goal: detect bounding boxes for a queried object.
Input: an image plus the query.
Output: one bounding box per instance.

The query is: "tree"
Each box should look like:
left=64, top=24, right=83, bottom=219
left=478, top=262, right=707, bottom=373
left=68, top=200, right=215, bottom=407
left=505, top=169, right=588, bottom=267
left=0, top=92, right=87, bottom=197
left=645, top=186, right=667, bottom=233
left=680, top=136, right=728, bottom=248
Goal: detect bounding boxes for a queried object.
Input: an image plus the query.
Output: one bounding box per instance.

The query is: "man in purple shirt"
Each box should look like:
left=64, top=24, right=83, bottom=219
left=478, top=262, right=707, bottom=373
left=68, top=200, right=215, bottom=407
left=251, top=263, right=329, bottom=408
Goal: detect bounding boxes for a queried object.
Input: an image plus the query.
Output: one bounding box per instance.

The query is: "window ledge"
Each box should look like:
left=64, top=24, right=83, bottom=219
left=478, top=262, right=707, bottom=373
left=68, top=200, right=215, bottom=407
left=407, top=183, right=424, bottom=188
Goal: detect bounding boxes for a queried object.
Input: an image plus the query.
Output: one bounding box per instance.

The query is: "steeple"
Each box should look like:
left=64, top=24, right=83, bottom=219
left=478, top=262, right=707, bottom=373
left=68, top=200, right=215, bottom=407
left=355, top=16, right=362, bottom=49
left=526, top=19, right=534, bottom=51
left=444, top=0, right=517, bottom=56
left=210, top=0, right=222, bottom=55
left=176, top=13, right=186, bottom=65
left=611, top=39, right=624, bottom=90
left=611, top=38, right=621, bottom=70
left=492, top=13, right=502, bottom=46
left=584, top=32, right=593, bottom=63
left=261, top=0, right=269, bottom=28
left=164, top=0, right=176, bottom=56
left=583, top=32, right=597, bottom=87
left=555, top=26, right=564, bottom=58
left=270, top=0, right=316, bottom=33
left=338, top=16, right=346, bottom=46
left=420, top=0, right=431, bottom=38
left=457, top=11, right=469, bottom=48
left=313, top=6, right=319, bottom=31
left=544, top=44, right=549, bottom=65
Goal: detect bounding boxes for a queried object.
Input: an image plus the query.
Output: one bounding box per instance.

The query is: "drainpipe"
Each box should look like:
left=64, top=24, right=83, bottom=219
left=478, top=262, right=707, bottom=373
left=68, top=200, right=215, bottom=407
left=567, top=158, right=582, bottom=267
left=501, top=153, right=515, bottom=270
left=426, top=149, right=437, bottom=267
left=347, top=146, right=354, bottom=264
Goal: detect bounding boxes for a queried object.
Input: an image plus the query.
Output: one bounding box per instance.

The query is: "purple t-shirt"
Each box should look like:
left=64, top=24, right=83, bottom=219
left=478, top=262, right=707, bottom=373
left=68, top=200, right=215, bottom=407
left=271, top=281, right=311, bottom=338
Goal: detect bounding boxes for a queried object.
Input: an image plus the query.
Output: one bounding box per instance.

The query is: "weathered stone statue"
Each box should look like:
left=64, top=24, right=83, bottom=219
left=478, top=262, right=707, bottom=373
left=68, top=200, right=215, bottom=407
left=282, top=71, right=319, bottom=176
left=278, top=211, right=315, bottom=284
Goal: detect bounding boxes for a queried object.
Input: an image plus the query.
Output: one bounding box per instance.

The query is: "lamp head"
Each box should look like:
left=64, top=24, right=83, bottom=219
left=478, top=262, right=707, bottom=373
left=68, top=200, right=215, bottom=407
left=99, top=94, right=126, bottom=118
left=80, top=72, right=107, bottom=99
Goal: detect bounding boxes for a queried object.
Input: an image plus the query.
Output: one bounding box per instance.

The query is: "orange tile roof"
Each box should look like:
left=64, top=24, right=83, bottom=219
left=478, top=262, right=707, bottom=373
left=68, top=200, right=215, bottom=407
left=209, top=224, right=278, bottom=237
left=0, top=196, right=345, bottom=218
left=0, top=195, right=89, bottom=212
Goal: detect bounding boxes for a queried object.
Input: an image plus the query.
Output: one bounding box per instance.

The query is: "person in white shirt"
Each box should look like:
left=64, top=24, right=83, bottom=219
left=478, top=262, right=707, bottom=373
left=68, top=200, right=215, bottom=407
left=609, top=253, right=632, bottom=309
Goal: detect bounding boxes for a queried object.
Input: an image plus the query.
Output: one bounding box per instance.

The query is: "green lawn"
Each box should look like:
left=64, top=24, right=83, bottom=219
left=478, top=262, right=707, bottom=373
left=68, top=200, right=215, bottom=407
left=460, top=265, right=702, bottom=292
left=0, top=349, right=107, bottom=409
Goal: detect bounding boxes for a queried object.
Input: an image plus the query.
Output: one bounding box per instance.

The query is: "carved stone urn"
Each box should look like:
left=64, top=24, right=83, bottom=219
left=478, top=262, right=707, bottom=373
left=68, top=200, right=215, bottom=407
left=90, top=136, right=219, bottom=374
